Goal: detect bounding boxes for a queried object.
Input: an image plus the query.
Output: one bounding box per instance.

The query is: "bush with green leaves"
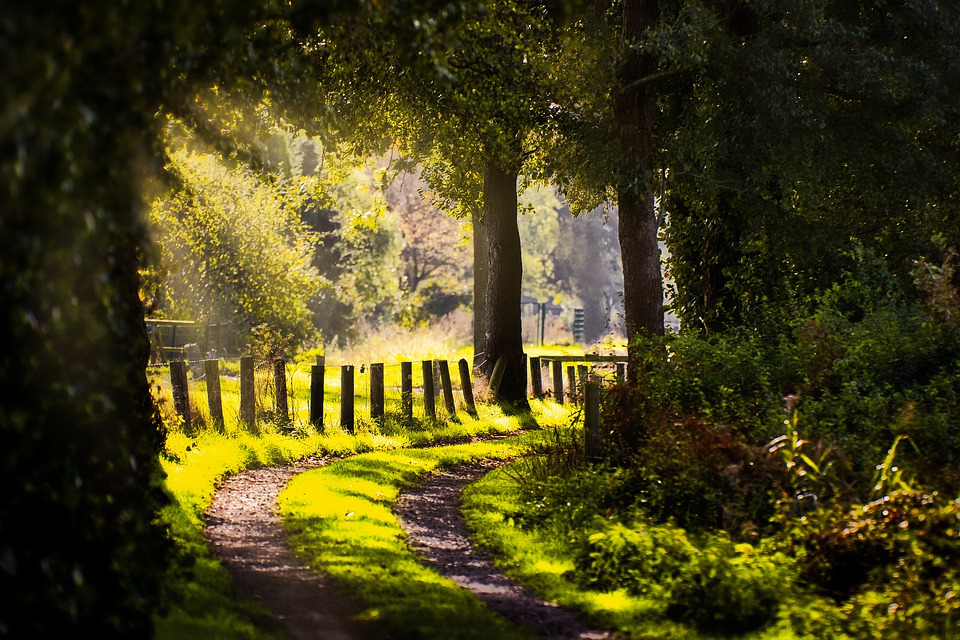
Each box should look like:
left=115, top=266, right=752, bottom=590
left=666, top=534, right=795, bottom=635
left=574, top=518, right=795, bottom=634
left=600, top=330, right=787, bottom=456
left=770, top=489, right=960, bottom=638
left=597, top=397, right=781, bottom=532
left=574, top=519, right=696, bottom=599
left=150, top=131, right=326, bottom=348
left=503, top=429, right=635, bottom=536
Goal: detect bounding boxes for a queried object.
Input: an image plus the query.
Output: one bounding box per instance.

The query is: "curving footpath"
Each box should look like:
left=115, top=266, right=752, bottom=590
left=395, top=463, right=615, bottom=640
left=205, top=451, right=617, bottom=640
left=204, top=456, right=388, bottom=640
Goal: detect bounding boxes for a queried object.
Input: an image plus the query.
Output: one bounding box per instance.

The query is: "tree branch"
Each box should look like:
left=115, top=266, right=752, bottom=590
left=618, top=67, right=683, bottom=94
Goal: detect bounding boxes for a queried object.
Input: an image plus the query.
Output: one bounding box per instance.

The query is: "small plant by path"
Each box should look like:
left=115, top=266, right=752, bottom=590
left=462, top=463, right=680, bottom=638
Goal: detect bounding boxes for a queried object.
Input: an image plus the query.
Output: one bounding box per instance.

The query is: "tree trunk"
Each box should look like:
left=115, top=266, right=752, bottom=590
left=471, top=205, right=488, bottom=370
left=615, top=0, right=664, bottom=382
left=478, top=159, right=529, bottom=407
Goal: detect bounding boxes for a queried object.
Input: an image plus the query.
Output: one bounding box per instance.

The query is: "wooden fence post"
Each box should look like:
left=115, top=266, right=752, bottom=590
left=401, top=361, right=413, bottom=420
left=529, top=356, right=543, bottom=398
left=438, top=360, right=456, bottom=418
left=584, top=378, right=601, bottom=460
left=567, top=365, right=578, bottom=403
left=240, top=356, right=255, bottom=432
left=616, top=362, right=626, bottom=384
left=522, top=353, right=528, bottom=396
left=371, top=362, right=385, bottom=421
left=458, top=358, right=476, bottom=415
left=489, top=355, right=508, bottom=397
left=273, top=358, right=289, bottom=424
left=578, top=365, right=588, bottom=400
left=203, top=359, right=224, bottom=431
left=421, top=360, right=436, bottom=420
left=341, top=365, right=355, bottom=433
left=310, top=359, right=324, bottom=430
left=552, top=359, right=564, bottom=404
left=169, top=359, right=191, bottom=432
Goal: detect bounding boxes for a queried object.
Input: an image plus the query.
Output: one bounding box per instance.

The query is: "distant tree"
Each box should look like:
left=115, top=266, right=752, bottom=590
left=518, top=186, right=562, bottom=303
left=385, top=170, right=472, bottom=324
left=148, top=126, right=325, bottom=348
left=386, top=171, right=470, bottom=296
left=553, top=205, right=624, bottom=344
left=518, top=185, right=624, bottom=344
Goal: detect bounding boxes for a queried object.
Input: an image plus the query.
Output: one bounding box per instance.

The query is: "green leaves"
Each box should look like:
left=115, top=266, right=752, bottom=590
left=150, top=126, right=325, bottom=347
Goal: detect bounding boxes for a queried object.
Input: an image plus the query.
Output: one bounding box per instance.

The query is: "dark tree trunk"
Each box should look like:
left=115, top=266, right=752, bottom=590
left=478, top=159, right=529, bottom=407
left=471, top=205, right=488, bottom=370
left=615, top=0, right=664, bottom=382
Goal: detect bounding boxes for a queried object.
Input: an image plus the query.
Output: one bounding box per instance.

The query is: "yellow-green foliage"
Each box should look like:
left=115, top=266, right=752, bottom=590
left=150, top=128, right=325, bottom=344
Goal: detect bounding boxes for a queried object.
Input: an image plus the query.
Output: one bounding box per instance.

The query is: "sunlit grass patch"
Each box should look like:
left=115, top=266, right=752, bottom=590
left=462, top=463, right=694, bottom=639
left=156, top=395, right=576, bottom=639
left=279, top=437, right=556, bottom=640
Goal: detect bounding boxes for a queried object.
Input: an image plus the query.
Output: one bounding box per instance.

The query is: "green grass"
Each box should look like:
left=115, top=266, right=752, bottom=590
left=153, top=389, right=573, bottom=639
left=277, top=423, right=573, bottom=640
left=461, top=462, right=686, bottom=639
left=460, top=461, right=833, bottom=640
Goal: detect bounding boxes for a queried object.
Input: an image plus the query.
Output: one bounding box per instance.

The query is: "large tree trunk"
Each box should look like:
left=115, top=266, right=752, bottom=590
left=478, top=159, right=529, bottom=407
left=471, top=205, right=488, bottom=370
left=615, top=0, right=664, bottom=383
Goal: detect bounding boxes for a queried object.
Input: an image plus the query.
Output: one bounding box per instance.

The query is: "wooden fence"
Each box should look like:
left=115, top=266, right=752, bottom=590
left=162, top=352, right=627, bottom=455
left=164, top=355, right=480, bottom=434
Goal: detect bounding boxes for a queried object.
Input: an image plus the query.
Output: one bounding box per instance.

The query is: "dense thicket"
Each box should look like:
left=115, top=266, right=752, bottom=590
left=659, top=0, right=960, bottom=332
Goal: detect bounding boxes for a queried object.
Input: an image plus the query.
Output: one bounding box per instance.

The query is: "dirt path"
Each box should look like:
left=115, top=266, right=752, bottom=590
left=394, top=462, right=616, bottom=640
left=205, top=450, right=616, bottom=640
left=204, top=456, right=388, bottom=640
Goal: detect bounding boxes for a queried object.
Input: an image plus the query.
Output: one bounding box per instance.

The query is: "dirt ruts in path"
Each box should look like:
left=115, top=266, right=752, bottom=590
left=394, top=462, right=616, bottom=640
left=204, top=457, right=389, bottom=640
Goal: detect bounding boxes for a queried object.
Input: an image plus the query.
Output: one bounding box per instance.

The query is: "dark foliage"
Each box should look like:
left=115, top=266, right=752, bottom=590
left=0, top=2, right=277, bottom=634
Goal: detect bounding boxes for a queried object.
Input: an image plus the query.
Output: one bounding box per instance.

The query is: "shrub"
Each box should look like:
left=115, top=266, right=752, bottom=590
left=778, top=490, right=960, bottom=604
left=575, top=520, right=794, bottom=635
left=507, top=461, right=633, bottom=536
left=616, top=416, right=780, bottom=533
left=666, top=534, right=795, bottom=635
left=574, top=519, right=696, bottom=598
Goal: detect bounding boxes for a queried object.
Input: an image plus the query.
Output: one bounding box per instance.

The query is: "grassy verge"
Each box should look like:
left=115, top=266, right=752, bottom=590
left=461, top=462, right=690, bottom=639
left=154, top=399, right=570, bottom=638
left=461, top=461, right=840, bottom=640
left=277, top=413, right=573, bottom=640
